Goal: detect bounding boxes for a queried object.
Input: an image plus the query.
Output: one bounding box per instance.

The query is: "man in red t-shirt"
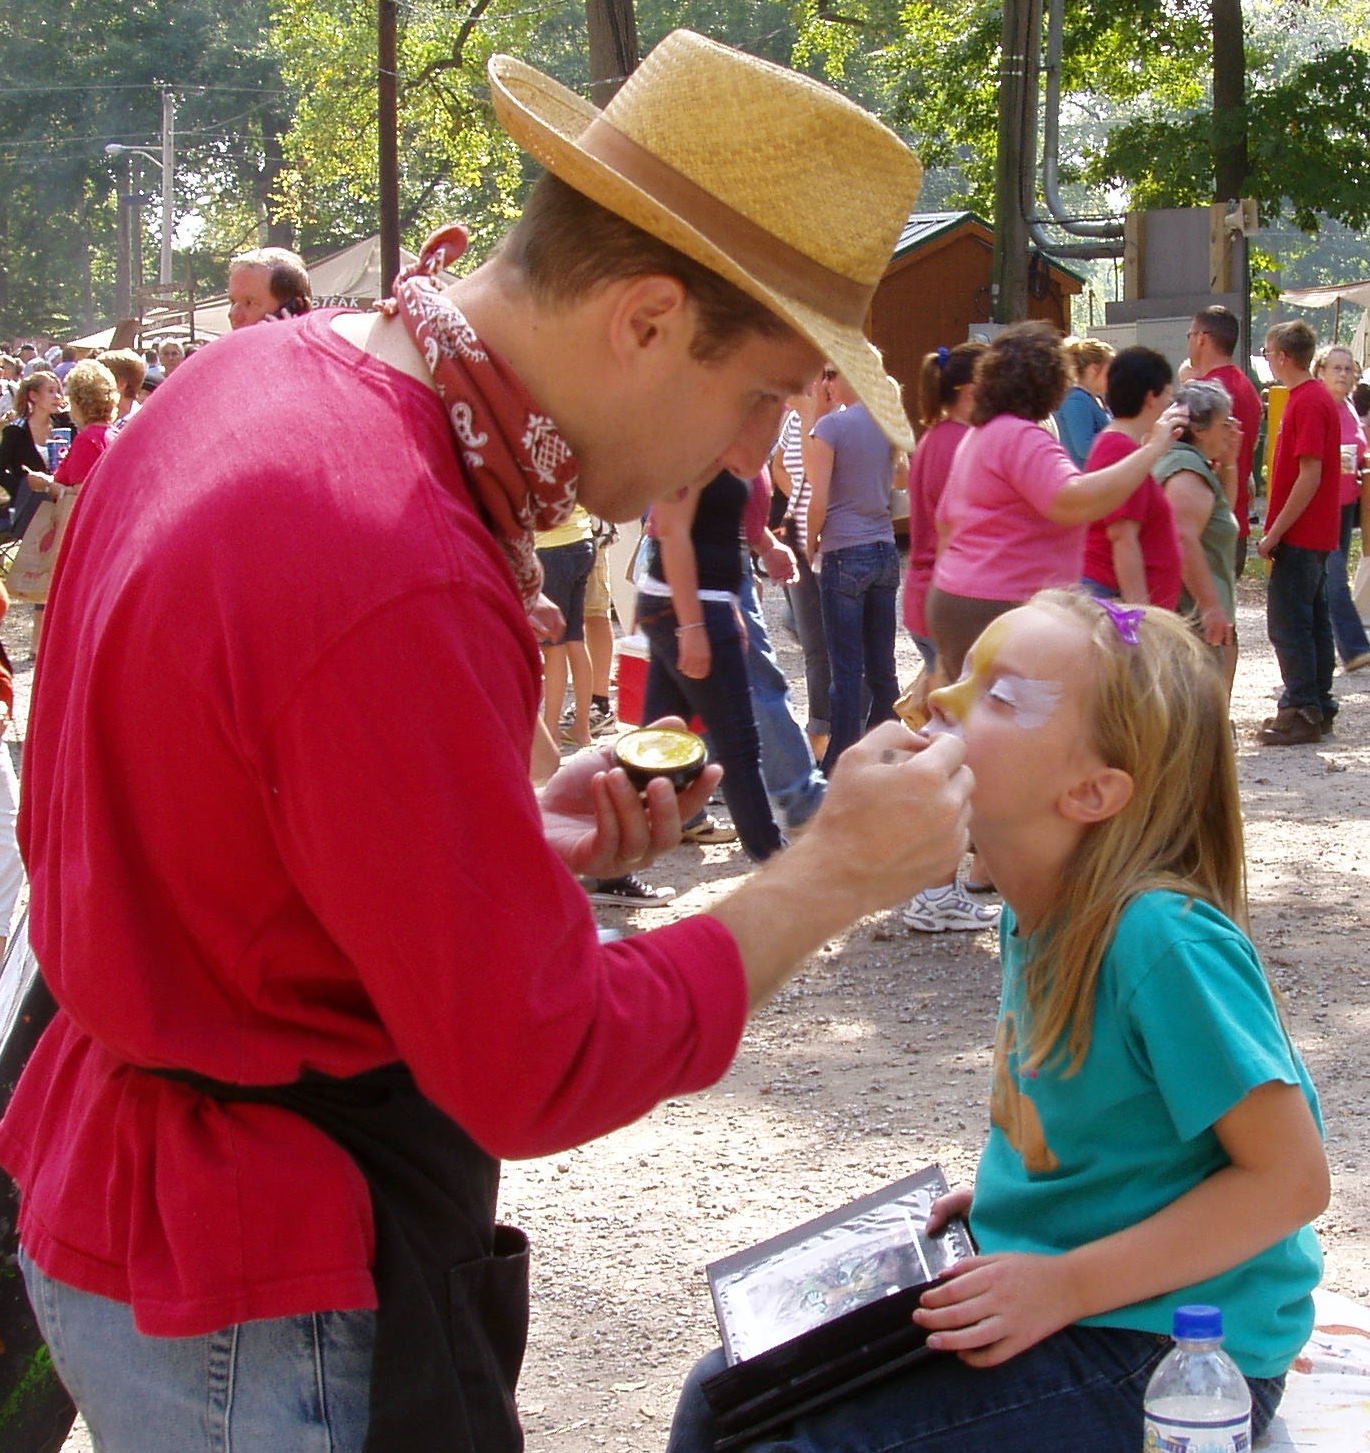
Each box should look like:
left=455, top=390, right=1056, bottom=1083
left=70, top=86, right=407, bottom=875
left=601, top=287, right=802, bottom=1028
left=1256, top=319, right=1343, bottom=745
left=1187, top=305, right=1264, bottom=575
left=0, top=31, right=976, bottom=1453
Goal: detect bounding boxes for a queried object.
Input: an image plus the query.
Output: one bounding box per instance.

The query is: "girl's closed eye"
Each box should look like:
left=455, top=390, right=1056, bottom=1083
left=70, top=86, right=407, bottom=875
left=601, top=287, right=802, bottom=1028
left=985, top=673, right=1063, bottom=729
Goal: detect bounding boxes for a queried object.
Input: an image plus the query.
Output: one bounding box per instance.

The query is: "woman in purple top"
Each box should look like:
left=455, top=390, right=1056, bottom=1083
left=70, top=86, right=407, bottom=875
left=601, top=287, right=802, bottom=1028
left=804, top=370, right=908, bottom=773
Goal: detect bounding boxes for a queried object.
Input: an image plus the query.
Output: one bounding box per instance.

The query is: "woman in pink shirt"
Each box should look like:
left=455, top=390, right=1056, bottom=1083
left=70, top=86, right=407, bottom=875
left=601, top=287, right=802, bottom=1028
left=927, top=321, right=1183, bottom=680
left=902, top=341, right=985, bottom=673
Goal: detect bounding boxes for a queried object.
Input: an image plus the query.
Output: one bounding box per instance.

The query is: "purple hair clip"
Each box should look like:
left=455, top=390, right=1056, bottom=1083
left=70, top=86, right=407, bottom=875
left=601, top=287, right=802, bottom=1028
left=1100, top=599, right=1144, bottom=645
left=936, top=345, right=951, bottom=367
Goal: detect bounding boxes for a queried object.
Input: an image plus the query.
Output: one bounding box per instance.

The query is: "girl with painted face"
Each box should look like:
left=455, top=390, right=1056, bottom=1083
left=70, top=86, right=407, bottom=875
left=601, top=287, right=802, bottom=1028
left=667, top=590, right=1328, bottom=1453
left=913, top=590, right=1325, bottom=1444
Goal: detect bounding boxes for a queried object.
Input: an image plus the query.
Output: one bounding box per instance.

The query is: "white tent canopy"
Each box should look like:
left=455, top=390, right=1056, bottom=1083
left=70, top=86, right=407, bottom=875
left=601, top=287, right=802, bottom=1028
left=140, top=235, right=460, bottom=342
left=1280, top=280, right=1370, bottom=310
left=1279, top=280, right=1370, bottom=367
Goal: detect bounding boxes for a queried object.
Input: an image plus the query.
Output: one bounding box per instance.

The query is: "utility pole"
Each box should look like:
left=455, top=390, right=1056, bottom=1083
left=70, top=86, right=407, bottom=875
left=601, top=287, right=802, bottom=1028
left=991, top=0, right=1040, bottom=324
left=586, top=0, right=639, bottom=108
left=160, top=89, right=175, bottom=285
left=115, top=157, right=132, bottom=320
left=378, top=0, right=401, bottom=299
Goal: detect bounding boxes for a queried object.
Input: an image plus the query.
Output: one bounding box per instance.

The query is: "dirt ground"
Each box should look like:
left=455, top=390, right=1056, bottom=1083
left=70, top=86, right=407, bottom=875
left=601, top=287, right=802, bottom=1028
left=19, top=562, right=1365, bottom=1453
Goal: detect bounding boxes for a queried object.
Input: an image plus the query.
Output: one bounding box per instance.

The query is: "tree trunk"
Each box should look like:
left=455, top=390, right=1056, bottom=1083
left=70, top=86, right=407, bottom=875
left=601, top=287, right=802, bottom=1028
left=1212, top=0, right=1247, bottom=201
left=587, top=0, right=639, bottom=108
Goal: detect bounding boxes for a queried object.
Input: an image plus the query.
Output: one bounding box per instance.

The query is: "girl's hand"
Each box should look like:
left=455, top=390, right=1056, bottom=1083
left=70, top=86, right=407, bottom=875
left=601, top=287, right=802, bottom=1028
left=913, top=1252, right=1079, bottom=1367
left=23, top=466, right=56, bottom=495
left=925, top=1185, right=974, bottom=1236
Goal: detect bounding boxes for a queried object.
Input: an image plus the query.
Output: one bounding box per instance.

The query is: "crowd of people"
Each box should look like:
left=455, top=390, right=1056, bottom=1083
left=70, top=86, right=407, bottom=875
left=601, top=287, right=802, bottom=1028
left=0, top=27, right=1354, bottom=1453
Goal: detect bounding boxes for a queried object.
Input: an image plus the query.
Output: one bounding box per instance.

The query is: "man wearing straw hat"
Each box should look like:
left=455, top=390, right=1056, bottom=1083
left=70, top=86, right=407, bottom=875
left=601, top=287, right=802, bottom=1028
left=0, top=30, right=970, bottom=1453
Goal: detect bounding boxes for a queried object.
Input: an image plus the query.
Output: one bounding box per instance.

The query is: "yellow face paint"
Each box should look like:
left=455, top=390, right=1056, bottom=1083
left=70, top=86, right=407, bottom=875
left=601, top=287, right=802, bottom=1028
left=929, top=615, right=1013, bottom=728
left=929, top=614, right=1064, bottom=733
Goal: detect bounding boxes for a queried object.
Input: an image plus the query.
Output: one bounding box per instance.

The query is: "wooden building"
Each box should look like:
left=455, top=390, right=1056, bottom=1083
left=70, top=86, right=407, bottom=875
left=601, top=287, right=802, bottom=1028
left=869, top=212, right=1085, bottom=430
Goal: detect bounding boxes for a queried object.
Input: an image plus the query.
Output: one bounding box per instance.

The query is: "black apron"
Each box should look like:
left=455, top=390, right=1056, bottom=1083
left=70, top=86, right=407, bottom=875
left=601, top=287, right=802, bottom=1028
left=151, top=1062, right=529, bottom=1453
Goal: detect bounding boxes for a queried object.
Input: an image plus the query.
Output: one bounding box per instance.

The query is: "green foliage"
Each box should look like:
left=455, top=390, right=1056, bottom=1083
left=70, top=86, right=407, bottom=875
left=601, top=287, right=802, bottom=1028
left=0, top=0, right=294, bottom=335
left=791, top=0, right=1370, bottom=239
left=1092, top=44, right=1370, bottom=233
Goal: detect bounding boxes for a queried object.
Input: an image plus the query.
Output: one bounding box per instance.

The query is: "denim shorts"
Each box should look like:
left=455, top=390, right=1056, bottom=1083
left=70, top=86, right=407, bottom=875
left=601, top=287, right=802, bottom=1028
left=537, top=537, right=595, bottom=642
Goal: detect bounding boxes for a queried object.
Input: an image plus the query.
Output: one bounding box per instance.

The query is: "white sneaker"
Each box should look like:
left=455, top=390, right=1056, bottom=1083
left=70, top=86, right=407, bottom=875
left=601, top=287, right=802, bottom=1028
left=901, top=882, right=1001, bottom=934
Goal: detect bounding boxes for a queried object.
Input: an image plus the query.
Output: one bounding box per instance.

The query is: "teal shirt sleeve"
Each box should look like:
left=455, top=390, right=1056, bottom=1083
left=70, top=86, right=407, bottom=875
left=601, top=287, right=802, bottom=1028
left=1116, top=896, right=1318, bottom=1143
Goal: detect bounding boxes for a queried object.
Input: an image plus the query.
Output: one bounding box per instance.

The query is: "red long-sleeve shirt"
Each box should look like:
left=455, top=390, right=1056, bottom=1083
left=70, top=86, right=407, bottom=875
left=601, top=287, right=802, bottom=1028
left=0, top=311, right=747, bottom=1336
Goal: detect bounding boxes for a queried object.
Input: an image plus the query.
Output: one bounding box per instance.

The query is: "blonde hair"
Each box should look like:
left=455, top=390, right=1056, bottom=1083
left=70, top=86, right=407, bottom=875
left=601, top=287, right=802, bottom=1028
left=1062, top=336, right=1114, bottom=383
left=63, top=359, right=119, bottom=426
left=1019, top=590, right=1247, bottom=1075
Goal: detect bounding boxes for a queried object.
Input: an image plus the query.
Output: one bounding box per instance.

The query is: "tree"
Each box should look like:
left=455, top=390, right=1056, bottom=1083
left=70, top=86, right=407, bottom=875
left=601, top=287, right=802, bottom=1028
left=792, top=0, right=1370, bottom=236
left=0, top=0, right=296, bottom=336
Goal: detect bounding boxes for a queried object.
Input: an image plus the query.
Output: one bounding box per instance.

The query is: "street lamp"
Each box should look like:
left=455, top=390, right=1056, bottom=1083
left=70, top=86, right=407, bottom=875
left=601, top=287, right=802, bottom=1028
left=105, top=90, right=176, bottom=286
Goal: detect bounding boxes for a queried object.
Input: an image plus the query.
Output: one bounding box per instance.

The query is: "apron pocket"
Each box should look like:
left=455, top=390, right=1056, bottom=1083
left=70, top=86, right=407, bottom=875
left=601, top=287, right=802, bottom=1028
left=445, top=1224, right=531, bottom=1451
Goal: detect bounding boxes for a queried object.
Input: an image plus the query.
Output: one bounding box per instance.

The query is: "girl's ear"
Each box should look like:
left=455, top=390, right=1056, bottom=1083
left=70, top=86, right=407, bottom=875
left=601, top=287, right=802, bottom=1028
left=1059, top=766, right=1133, bottom=825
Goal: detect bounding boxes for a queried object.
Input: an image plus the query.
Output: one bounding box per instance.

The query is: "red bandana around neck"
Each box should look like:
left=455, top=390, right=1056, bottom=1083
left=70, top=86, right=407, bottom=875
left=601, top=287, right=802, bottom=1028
left=387, top=226, right=580, bottom=611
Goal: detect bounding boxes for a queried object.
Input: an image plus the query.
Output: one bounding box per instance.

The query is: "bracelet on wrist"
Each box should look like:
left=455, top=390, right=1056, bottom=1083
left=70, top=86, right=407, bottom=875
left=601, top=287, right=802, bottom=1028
left=675, top=622, right=706, bottom=636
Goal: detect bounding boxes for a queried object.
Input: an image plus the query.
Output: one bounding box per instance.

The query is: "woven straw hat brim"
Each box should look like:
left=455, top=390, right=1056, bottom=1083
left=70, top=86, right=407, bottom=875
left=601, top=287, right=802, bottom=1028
left=489, top=49, right=917, bottom=451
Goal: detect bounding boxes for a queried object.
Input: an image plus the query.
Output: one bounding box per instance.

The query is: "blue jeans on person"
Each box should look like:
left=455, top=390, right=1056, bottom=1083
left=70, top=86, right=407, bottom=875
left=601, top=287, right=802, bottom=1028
left=638, top=593, right=784, bottom=862
left=20, top=1250, right=374, bottom=1453
left=665, top=1325, right=1286, bottom=1453
left=1267, top=541, right=1336, bottom=720
left=1327, top=500, right=1370, bottom=664
left=1080, top=576, right=1121, bottom=601
left=818, top=540, right=900, bottom=775
left=738, top=569, right=826, bottom=831
left=779, top=523, right=830, bottom=739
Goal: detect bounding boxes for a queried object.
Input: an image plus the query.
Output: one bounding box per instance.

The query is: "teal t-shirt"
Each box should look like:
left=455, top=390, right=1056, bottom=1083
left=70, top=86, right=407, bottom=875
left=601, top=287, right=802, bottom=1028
left=972, top=890, right=1323, bottom=1379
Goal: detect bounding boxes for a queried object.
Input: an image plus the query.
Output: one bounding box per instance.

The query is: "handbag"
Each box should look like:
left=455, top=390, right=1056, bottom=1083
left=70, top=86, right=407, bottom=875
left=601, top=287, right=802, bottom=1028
left=6, top=490, right=75, bottom=604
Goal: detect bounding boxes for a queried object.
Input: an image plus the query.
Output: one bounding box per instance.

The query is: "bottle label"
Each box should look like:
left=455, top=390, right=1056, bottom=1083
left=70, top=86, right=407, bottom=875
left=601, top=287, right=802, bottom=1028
left=1143, top=1410, right=1250, bottom=1453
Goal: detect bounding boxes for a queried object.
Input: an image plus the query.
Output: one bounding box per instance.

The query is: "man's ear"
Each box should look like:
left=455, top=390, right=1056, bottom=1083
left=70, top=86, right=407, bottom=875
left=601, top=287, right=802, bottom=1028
left=608, top=274, right=691, bottom=357
left=1059, top=766, right=1133, bottom=825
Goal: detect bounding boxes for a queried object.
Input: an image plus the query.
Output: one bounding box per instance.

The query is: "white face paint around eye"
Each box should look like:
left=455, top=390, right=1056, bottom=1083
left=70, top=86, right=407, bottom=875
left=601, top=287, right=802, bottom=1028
left=987, top=674, right=1063, bottom=730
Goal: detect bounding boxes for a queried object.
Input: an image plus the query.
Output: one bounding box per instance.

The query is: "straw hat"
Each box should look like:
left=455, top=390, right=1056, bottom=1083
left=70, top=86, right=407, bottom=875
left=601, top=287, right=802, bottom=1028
left=488, top=30, right=921, bottom=449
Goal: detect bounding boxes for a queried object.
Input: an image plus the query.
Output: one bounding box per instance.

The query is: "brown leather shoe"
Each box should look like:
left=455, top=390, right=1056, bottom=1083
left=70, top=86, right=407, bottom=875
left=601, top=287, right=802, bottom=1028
left=1257, top=707, right=1322, bottom=746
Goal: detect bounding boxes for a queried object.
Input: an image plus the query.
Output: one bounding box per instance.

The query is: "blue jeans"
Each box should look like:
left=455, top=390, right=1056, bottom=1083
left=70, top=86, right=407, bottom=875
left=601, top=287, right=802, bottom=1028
left=819, top=541, right=900, bottom=774
left=739, top=570, right=826, bottom=830
left=1327, top=501, right=1370, bottom=663
left=666, top=1326, right=1286, bottom=1453
left=20, top=1251, right=374, bottom=1453
left=1266, top=541, right=1336, bottom=718
left=779, top=521, right=830, bottom=737
left=638, top=593, right=784, bottom=862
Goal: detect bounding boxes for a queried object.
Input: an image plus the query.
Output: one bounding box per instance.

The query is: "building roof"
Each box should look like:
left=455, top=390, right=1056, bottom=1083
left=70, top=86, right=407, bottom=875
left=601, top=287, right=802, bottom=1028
left=889, top=211, right=1087, bottom=286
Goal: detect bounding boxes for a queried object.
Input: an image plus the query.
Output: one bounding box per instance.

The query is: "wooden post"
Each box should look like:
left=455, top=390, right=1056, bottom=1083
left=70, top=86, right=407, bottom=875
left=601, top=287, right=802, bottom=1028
left=378, top=0, right=401, bottom=300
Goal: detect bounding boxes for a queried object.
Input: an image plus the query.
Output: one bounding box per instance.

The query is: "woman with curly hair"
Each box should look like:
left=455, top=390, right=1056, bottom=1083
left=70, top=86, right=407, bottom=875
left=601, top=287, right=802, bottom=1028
left=927, top=322, right=1182, bottom=684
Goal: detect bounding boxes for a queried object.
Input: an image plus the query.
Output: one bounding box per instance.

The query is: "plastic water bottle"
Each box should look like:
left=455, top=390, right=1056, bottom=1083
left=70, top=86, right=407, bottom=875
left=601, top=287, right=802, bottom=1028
left=1143, top=1305, right=1251, bottom=1452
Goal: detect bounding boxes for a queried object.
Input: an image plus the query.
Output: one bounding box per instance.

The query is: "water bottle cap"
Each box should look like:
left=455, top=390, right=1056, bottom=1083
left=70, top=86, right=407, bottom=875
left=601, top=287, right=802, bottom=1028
left=1173, top=1304, right=1223, bottom=1341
